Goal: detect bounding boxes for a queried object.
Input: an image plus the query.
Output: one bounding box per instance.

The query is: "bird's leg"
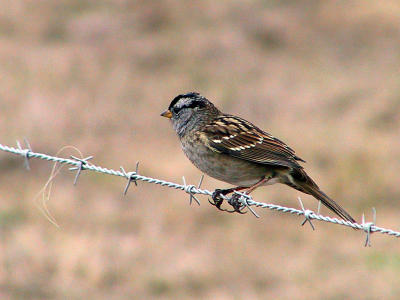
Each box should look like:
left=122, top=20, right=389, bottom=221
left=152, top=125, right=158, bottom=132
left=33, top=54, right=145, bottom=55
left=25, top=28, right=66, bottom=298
left=209, top=186, right=247, bottom=212
left=244, top=176, right=271, bottom=194
left=227, top=177, right=271, bottom=213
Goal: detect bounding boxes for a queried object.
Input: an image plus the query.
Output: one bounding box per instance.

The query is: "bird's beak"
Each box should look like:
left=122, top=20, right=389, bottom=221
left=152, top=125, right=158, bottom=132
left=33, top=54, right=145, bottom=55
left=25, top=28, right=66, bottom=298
left=160, top=109, right=172, bottom=119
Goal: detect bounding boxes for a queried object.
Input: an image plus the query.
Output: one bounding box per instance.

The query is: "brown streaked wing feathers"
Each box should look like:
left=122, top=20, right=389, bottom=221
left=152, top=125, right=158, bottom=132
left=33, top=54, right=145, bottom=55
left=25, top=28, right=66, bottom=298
left=203, top=115, right=305, bottom=169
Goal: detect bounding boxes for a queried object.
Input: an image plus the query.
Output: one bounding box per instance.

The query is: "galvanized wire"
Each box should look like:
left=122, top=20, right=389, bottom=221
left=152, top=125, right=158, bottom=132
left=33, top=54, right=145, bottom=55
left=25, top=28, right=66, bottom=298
left=1, top=141, right=399, bottom=245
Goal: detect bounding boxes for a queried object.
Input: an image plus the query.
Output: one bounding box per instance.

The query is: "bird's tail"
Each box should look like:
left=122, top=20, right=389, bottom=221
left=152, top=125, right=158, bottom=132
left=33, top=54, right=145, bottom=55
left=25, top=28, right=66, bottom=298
left=284, top=169, right=356, bottom=223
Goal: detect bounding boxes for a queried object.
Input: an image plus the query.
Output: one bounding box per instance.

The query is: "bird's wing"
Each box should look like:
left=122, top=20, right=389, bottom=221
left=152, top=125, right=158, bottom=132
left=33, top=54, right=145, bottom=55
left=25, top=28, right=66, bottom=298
left=201, top=115, right=305, bottom=169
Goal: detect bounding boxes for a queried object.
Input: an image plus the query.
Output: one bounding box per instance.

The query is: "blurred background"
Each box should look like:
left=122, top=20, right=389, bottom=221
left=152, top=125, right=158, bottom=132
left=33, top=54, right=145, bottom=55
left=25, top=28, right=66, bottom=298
left=1, top=1, right=400, bottom=299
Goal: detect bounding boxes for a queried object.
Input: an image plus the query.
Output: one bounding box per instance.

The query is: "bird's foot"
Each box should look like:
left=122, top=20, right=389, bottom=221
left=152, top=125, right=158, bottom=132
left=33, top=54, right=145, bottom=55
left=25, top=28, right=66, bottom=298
left=209, top=188, right=232, bottom=210
left=209, top=188, right=246, bottom=214
left=226, top=193, right=247, bottom=214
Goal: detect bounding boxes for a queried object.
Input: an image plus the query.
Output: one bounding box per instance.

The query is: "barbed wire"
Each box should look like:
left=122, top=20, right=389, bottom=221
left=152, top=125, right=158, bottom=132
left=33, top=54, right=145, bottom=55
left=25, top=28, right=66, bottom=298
left=1, top=140, right=399, bottom=246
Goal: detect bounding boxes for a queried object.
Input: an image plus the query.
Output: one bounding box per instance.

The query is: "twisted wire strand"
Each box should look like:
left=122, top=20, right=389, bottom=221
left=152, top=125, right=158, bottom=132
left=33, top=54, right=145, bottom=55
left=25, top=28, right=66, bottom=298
left=1, top=142, right=399, bottom=241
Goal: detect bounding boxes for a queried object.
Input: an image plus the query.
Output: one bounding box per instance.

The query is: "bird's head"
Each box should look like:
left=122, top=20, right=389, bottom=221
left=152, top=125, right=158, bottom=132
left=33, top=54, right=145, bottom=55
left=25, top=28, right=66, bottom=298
left=161, top=92, right=219, bottom=137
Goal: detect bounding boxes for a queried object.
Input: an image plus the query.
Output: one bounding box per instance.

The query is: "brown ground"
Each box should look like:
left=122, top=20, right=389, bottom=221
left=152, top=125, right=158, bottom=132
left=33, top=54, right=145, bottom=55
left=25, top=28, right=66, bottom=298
left=1, top=1, right=400, bottom=299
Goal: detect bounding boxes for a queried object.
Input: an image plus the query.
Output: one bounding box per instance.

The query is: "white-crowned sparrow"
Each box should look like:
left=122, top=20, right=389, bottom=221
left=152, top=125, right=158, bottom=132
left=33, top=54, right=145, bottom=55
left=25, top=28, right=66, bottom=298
left=161, top=92, right=355, bottom=223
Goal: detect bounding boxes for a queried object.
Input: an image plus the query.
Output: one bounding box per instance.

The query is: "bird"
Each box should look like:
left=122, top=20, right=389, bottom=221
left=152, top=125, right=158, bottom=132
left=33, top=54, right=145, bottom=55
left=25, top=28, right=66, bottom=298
left=161, top=92, right=356, bottom=223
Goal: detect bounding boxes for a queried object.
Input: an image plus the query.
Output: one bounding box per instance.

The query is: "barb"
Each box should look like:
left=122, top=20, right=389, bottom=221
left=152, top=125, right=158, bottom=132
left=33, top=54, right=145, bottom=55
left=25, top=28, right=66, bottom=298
left=69, top=155, right=93, bottom=185
left=232, top=191, right=260, bottom=218
left=1, top=141, right=400, bottom=245
left=182, top=175, right=202, bottom=206
left=298, top=197, right=315, bottom=230
left=362, top=208, right=377, bottom=247
left=120, top=162, right=139, bottom=195
left=16, top=139, right=32, bottom=170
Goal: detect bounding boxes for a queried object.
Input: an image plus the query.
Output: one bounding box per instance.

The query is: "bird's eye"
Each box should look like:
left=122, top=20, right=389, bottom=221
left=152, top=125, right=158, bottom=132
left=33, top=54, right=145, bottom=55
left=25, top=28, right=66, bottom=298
left=172, top=107, right=180, bottom=114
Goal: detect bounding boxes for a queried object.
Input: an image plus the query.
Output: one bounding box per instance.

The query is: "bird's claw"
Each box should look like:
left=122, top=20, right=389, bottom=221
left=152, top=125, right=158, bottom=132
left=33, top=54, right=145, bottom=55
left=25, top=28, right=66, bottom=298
left=227, top=193, right=247, bottom=214
left=209, top=189, right=247, bottom=214
left=209, top=189, right=225, bottom=209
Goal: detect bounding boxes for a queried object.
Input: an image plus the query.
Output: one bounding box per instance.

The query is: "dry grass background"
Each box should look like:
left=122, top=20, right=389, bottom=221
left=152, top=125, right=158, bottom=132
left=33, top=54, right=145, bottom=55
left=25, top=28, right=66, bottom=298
left=1, top=1, right=400, bottom=299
